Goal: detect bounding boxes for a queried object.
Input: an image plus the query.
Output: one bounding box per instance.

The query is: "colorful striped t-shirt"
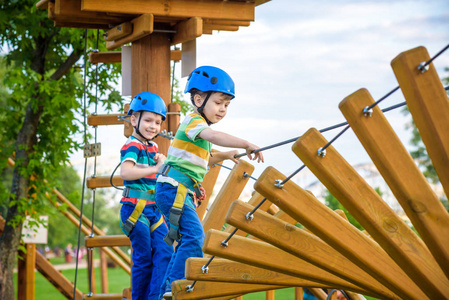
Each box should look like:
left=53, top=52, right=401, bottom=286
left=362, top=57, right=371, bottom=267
left=120, top=136, right=158, bottom=206
left=164, top=113, right=211, bottom=183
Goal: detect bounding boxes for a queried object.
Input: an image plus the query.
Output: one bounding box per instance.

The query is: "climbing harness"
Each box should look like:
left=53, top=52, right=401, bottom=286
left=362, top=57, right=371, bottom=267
left=120, top=188, right=157, bottom=234
left=158, top=164, right=206, bottom=246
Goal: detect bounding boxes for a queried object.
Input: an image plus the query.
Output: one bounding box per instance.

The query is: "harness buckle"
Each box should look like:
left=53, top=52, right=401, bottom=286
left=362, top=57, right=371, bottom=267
left=122, top=187, right=130, bottom=198
left=123, top=218, right=136, bottom=234
left=158, top=164, right=170, bottom=176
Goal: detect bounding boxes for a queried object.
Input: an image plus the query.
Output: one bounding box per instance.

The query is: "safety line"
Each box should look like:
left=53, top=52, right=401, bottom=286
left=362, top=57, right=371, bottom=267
left=73, top=29, right=89, bottom=300
left=418, top=42, right=449, bottom=72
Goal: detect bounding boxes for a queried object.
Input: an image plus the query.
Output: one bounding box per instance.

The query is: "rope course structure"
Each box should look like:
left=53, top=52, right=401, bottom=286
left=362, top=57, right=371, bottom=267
left=29, top=1, right=449, bottom=300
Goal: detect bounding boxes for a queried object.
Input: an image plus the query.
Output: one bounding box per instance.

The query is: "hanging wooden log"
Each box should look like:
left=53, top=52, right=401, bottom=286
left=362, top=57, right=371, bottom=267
left=254, top=166, right=427, bottom=299
left=203, top=230, right=376, bottom=297
left=202, top=160, right=254, bottom=233
left=86, top=175, right=123, bottom=189
left=106, top=14, right=154, bottom=50
left=225, top=200, right=397, bottom=299
left=171, top=17, right=203, bottom=45
left=339, top=87, right=449, bottom=280
left=391, top=46, right=449, bottom=199
left=292, top=128, right=449, bottom=298
left=197, top=160, right=222, bottom=221
left=186, top=257, right=332, bottom=288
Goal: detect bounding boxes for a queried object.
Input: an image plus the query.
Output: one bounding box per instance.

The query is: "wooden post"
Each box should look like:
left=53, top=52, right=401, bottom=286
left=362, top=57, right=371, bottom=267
left=294, top=287, right=303, bottom=300
left=197, top=161, right=222, bottom=221
left=100, top=248, right=108, bottom=293
left=266, top=290, right=275, bottom=300
left=18, top=244, right=36, bottom=300
left=131, top=32, right=171, bottom=155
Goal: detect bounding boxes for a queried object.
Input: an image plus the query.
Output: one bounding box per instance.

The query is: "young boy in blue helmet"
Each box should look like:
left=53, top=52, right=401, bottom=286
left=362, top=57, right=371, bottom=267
left=155, top=66, right=264, bottom=299
left=119, top=92, right=174, bottom=300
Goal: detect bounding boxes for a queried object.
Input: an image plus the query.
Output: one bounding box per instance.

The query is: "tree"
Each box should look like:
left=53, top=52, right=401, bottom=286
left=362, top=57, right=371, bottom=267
left=0, top=2, right=121, bottom=298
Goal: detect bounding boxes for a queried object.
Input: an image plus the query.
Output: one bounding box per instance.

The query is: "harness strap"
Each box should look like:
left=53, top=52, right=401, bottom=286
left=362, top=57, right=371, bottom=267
left=150, top=215, right=164, bottom=233
left=122, top=199, right=146, bottom=234
left=122, top=187, right=155, bottom=201
left=164, top=183, right=188, bottom=246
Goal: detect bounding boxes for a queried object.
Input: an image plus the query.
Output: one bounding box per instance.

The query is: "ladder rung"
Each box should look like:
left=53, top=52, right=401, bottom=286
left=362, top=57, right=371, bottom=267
left=87, top=176, right=123, bottom=189
left=85, top=235, right=130, bottom=248
left=88, top=114, right=124, bottom=126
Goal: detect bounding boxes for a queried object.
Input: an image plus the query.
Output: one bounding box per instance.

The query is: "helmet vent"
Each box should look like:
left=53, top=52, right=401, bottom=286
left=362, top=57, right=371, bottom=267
left=202, top=71, right=209, bottom=78
left=210, top=77, right=218, bottom=84
left=142, top=99, right=147, bottom=105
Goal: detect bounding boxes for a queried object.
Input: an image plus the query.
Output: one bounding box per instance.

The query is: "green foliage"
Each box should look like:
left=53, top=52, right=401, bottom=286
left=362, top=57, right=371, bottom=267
left=0, top=1, right=122, bottom=228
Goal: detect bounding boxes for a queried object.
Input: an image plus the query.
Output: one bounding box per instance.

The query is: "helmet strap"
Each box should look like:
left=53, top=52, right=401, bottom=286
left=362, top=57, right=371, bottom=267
left=197, top=92, right=213, bottom=126
left=134, top=112, right=153, bottom=144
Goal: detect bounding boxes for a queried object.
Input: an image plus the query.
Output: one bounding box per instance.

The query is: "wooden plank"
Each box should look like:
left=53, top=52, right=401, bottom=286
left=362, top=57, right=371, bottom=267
left=18, top=244, right=36, bottom=300
left=89, top=52, right=122, bottom=64
left=225, top=200, right=397, bottom=299
left=171, top=17, right=203, bottom=45
left=254, top=166, right=427, bottom=299
left=35, top=251, right=84, bottom=300
left=203, top=230, right=375, bottom=296
left=84, top=294, right=123, bottom=300
left=197, top=161, right=222, bottom=221
left=391, top=46, right=449, bottom=219
left=54, top=0, right=129, bottom=26
left=204, top=19, right=251, bottom=27
left=82, top=0, right=255, bottom=22
left=203, top=24, right=239, bottom=32
left=186, top=257, right=331, bottom=288
left=85, top=235, right=131, bottom=248
left=292, top=128, right=449, bottom=298
left=88, top=113, right=124, bottom=126
left=172, top=279, right=286, bottom=300
left=106, top=14, right=154, bottom=51
left=339, top=88, right=449, bottom=279
left=202, top=160, right=254, bottom=233
left=86, top=175, right=123, bottom=189
left=105, top=22, right=133, bottom=41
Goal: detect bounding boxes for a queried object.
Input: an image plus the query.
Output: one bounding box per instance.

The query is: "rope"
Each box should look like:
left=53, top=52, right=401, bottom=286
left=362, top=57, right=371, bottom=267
left=72, top=29, right=89, bottom=300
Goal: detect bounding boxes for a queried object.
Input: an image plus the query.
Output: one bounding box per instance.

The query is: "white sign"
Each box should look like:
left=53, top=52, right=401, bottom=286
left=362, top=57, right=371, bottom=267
left=22, top=216, right=48, bottom=244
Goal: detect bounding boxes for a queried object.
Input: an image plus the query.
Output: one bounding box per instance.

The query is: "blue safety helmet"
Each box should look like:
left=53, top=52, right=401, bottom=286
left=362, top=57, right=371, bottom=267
left=127, top=92, right=167, bottom=121
left=184, top=66, right=235, bottom=99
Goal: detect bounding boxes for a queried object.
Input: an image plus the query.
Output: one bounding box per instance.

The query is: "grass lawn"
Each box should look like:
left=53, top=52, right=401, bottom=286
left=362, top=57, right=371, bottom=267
left=15, top=266, right=379, bottom=299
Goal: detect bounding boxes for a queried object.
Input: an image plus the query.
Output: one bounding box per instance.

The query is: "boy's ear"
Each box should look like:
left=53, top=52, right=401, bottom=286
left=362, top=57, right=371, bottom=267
left=130, top=114, right=138, bottom=127
left=193, top=94, right=204, bottom=107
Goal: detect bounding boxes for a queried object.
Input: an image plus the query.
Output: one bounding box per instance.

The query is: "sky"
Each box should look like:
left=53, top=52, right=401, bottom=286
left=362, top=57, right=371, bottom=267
left=72, top=0, right=449, bottom=202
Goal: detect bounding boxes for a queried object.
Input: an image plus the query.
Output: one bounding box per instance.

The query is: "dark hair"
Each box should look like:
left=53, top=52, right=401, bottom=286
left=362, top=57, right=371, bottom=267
left=189, top=88, right=208, bottom=105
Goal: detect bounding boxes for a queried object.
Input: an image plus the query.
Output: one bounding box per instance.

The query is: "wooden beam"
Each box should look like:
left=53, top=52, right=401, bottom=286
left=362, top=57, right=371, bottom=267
left=82, top=0, right=255, bottom=22
left=225, top=200, right=396, bottom=299
left=53, top=0, right=129, bottom=26
left=171, top=17, right=203, bottom=46
left=81, top=293, right=123, bottom=300
left=89, top=52, right=122, bottom=64
left=204, top=19, right=251, bottom=27
left=36, top=0, right=49, bottom=10
left=339, top=88, right=449, bottom=280
left=186, top=257, right=331, bottom=288
left=172, top=279, right=285, bottom=300
left=85, top=235, right=130, bottom=248
left=106, top=14, right=154, bottom=51
left=87, top=113, right=124, bottom=126
left=170, top=49, right=182, bottom=61
left=35, top=251, right=84, bottom=300
left=87, top=175, right=123, bottom=189
left=392, top=46, right=449, bottom=214
left=292, top=128, right=449, bottom=298
left=105, top=21, right=133, bottom=41
left=197, top=160, right=222, bottom=221
left=203, top=230, right=374, bottom=296
left=18, top=244, right=36, bottom=300
left=254, top=166, right=428, bottom=300
left=203, top=24, right=239, bottom=32
left=202, top=160, right=254, bottom=233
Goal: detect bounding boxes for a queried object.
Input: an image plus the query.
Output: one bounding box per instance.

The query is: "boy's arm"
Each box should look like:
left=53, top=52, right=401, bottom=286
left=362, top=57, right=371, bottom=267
left=120, top=154, right=166, bottom=180
left=208, top=150, right=240, bottom=166
left=199, top=128, right=264, bottom=163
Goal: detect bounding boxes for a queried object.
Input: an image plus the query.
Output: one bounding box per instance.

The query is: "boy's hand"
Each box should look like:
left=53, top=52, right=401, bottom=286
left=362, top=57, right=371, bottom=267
left=246, top=143, right=264, bottom=163
left=154, top=153, right=166, bottom=166
left=226, top=150, right=240, bottom=164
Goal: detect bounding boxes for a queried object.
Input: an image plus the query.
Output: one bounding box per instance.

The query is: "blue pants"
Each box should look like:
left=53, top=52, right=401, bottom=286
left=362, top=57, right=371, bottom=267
left=155, top=182, right=205, bottom=295
left=120, top=204, right=173, bottom=300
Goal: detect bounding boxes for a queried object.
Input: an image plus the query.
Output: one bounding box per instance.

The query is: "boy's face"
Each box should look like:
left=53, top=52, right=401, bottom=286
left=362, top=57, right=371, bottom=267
left=196, top=92, right=232, bottom=124
left=131, top=111, right=163, bottom=141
